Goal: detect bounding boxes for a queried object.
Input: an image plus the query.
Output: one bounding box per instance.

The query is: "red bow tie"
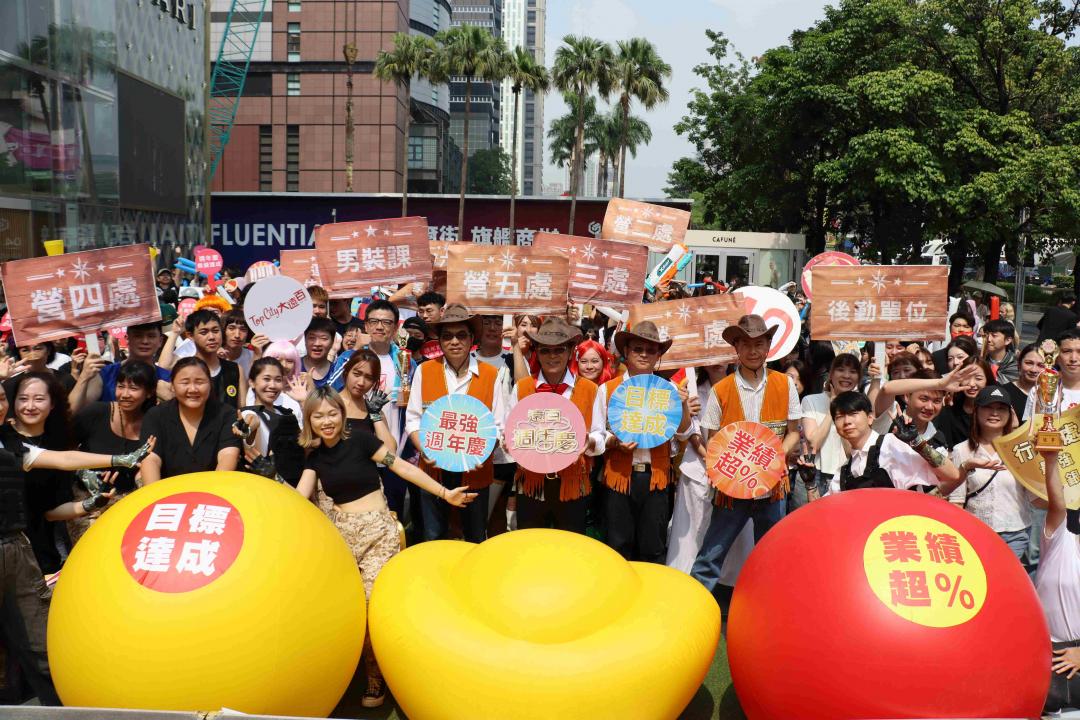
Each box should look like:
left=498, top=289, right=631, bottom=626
left=536, top=382, right=569, bottom=395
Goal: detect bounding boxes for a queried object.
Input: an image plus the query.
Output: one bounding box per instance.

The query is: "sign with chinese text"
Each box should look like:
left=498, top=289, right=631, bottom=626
left=801, top=250, right=859, bottom=300
left=314, top=217, right=432, bottom=299
left=194, top=245, right=223, bottom=290
left=431, top=241, right=451, bottom=270
left=705, top=422, right=785, bottom=499
left=121, top=492, right=244, bottom=593
left=607, top=374, right=682, bottom=449
left=1, top=244, right=160, bottom=345
left=279, top=250, right=323, bottom=288
left=734, top=286, right=802, bottom=362
left=505, top=393, right=587, bottom=474
left=626, top=294, right=744, bottom=370
left=244, top=260, right=280, bottom=284
left=601, top=198, right=691, bottom=252
left=533, top=232, right=649, bottom=310
left=419, top=394, right=498, bottom=473
left=993, top=411, right=1080, bottom=510
left=862, top=514, right=987, bottom=627
left=445, top=244, right=569, bottom=315
left=243, top=275, right=313, bottom=341
left=810, top=265, right=949, bottom=342
left=177, top=297, right=197, bottom=321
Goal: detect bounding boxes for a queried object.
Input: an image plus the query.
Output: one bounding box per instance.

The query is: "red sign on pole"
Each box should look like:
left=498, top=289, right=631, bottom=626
left=532, top=232, right=649, bottom=309
left=444, top=244, right=569, bottom=315
left=1, top=243, right=161, bottom=345
left=279, top=250, right=323, bottom=288
left=313, top=217, right=432, bottom=299
left=601, top=198, right=691, bottom=252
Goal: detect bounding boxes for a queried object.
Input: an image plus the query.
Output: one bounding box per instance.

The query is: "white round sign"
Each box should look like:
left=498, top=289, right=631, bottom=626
left=733, top=286, right=802, bottom=362
left=243, top=274, right=313, bottom=341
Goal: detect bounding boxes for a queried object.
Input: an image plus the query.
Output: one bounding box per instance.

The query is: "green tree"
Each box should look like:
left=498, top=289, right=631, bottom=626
left=552, top=35, right=614, bottom=233
left=375, top=33, right=440, bottom=216
left=436, top=25, right=509, bottom=239
left=506, top=46, right=550, bottom=235
left=612, top=38, right=670, bottom=197
left=467, top=147, right=513, bottom=194
left=591, top=109, right=623, bottom=196
left=548, top=93, right=601, bottom=184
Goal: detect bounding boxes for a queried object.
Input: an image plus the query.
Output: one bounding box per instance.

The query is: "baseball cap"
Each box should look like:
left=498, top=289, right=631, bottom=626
left=974, top=385, right=1010, bottom=408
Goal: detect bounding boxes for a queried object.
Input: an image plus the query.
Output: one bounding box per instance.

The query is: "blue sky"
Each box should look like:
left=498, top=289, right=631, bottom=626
left=542, top=0, right=834, bottom=197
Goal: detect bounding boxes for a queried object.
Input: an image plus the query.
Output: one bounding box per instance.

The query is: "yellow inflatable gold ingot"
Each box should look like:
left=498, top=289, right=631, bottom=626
left=47, top=471, right=366, bottom=717
left=370, top=529, right=720, bottom=719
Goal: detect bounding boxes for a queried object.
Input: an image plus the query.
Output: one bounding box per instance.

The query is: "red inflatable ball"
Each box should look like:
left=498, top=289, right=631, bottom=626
left=728, top=489, right=1049, bottom=720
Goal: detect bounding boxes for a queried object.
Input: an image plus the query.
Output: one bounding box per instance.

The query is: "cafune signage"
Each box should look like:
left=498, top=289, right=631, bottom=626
left=147, top=0, right=197, bottom=31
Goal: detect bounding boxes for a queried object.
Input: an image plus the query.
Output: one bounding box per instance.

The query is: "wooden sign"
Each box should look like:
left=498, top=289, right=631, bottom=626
left=279, top=250, right=323, bottom=288
left=445, top=244, right=569, bottom=315
left=994, top=411, right=1080, bottom=511
left=626, top=293, right=745, bottom=370
left=1, top=243, right=160, bottom=345
left=431, top=240, right=451, bottom=270
left=314, top=216, right=432, bottom=299
left=601, top=198, right=691, bottom=252
left=533, top=232, right=649, bottom=310
left=810, top=265, right=949, bottom=342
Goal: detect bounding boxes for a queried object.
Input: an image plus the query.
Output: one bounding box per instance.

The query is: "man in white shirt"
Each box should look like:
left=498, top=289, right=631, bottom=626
left=404, top=304, right=509, bottom=542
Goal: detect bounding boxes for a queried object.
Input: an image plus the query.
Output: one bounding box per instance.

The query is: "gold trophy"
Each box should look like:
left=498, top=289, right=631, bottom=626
left=1033, top=340, right=1063, bottom=451
left=396, top=333, right=411, bottom=408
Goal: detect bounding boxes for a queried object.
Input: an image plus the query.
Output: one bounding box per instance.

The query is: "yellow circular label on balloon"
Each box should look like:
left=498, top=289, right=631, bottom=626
left=862, top=515, right=987, bottom=628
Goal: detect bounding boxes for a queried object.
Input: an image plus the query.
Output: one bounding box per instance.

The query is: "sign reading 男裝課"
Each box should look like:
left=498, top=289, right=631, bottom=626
left=150, top=0, right=197, bottom=30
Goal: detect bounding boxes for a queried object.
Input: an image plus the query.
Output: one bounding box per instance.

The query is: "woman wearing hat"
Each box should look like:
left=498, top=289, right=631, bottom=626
left=691, top=314, right=803, bottom=594
left=404, top=303, right=509, bottom=542
left=593, top=321, right=693, bottom=562
left=507, top=317, right=604, bottom=533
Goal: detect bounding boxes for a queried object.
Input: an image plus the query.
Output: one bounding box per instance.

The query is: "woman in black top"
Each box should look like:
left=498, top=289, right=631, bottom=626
left=340, top=350, right=395, bottom=447
left=297, top=386, right=474, bottom=708
left=1003, top=343, right=1043, bottom=421
left=139, top=357, right=241, bottom=483
left=938, top=357, right=992, bottom=448
left=69, top=361, right=158, bottom=543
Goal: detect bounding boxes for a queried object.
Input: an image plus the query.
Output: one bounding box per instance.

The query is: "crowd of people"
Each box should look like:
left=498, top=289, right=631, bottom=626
left=0, top=263, right=1077, bottom=713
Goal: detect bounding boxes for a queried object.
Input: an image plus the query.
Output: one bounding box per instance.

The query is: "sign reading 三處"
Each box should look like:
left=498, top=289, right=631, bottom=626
left=607, top=374, right=682, bottom=449
left=862, top=515, right=986, bottom=628
left=419, top=394, right=498, bottom=473
left=532, top=232, right=649, bottom=310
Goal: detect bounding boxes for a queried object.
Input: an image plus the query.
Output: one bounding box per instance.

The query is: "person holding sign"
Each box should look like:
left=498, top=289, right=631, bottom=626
left=404, top=304, right=509, bottom=543
left=691, top=314, right=802, bottom=594
left=296, top=386, right=474, bottom=709
left=507, top=318, right=603, bottom=534
left=594, top=322, right=694, bottom=563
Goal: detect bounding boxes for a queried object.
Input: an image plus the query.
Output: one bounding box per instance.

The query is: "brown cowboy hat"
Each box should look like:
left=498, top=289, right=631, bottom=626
left=525, top=317, right=583, bottom=347
left=429, top=303, right=483, bottom=340
left=722, top=314, right=778, bottom=346
left=614, top=321, right=674, bottom=356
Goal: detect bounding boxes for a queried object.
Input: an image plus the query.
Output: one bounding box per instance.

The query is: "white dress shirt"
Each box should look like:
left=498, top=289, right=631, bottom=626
left=403, top=356, right=509, bottom=442
left=507, top=369, right=605, bottom=457
left=847, top=430, right=939, bottom=491
left=594, top=372, right=693, bottom=465
left=700, top=368, right=802, bottom=432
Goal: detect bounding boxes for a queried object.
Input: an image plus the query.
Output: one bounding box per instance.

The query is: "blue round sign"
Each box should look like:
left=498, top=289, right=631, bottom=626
left=419, top=394, right=498, bottom=472
left=607, top=374, right=682, bottom=450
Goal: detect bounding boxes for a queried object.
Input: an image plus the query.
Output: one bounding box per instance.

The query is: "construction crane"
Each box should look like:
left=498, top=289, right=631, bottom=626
left=207, top=0, right=269, bottom=180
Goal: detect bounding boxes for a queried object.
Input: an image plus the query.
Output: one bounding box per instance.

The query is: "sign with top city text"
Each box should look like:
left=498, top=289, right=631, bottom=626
left=1, top=243, right=160, bottom=345
left=445, top=244, right=569, bottom=316
left=314, top=217, right=432, bottom=299
left=810, top=265, right=949, bottom=342
left=625, top=294, right=745, bottom=370
left=532, top=232, right=649, bottom=310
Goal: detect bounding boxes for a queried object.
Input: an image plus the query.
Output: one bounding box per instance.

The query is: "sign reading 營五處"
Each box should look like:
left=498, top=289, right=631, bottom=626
left=444, top=244, right=569, bottom=316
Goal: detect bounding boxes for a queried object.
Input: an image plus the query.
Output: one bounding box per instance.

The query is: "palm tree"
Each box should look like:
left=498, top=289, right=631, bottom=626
left=552, top=35, right=614, bottom=234
left=436, top=25, right=509, bottom=240
left=547, top=94, right=600, bottom=189
left=612, top=38, right=670, bottom=197
left=506, top=46, right=550, bottom=237
left=590, top=110, right=622, bottom=196
left=612, top=114, right=652, bottom=196
left=375, top=34, right=438, bottom=216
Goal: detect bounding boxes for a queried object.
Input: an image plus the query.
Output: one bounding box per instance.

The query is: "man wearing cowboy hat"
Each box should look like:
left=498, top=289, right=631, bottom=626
left=507, top=317, right=606, bottom=533
left=690, top=314, right=802, bottom=595
left=593, top=321, right=695, bottom=562
left=405, top=303, right=509, bottom=543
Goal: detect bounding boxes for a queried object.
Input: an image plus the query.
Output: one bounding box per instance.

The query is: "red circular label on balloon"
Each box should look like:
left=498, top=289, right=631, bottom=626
left=121, top=492, right=244, bottom=593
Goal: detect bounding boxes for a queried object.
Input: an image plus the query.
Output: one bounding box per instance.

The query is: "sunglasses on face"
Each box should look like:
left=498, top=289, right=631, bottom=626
left=439, top=331, right=471, bottom=343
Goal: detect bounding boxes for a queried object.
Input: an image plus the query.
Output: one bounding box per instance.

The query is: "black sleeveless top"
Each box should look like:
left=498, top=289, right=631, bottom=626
left=212, top=360, right=241, bottom=408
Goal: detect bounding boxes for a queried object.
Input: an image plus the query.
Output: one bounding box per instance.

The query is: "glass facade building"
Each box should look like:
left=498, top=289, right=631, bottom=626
left=0, top=0, right=207, bottom=264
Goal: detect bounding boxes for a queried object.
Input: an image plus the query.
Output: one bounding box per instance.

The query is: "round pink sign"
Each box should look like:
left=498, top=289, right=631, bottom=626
left=801, top=251, right=859, bottom=300
left=505, top=392, right=588, bottom=474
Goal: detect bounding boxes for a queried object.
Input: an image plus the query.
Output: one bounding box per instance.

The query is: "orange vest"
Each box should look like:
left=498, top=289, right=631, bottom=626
left=514, top=376, right=598, bottom=501
left=602, top=376, right=673, bottom=494
left=711, top=369, right=791, bottom=501
left=419, top=359, right=498, bottom=490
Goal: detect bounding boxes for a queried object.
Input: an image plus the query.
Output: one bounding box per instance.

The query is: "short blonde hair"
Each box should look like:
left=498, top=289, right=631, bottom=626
left=299, top=386, right=349, bottom=450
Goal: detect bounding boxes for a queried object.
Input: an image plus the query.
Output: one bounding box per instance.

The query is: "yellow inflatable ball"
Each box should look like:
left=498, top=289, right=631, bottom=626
left=48, top=471, right=365, bottom=717
left=370, top=529, right=720, bottom=720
